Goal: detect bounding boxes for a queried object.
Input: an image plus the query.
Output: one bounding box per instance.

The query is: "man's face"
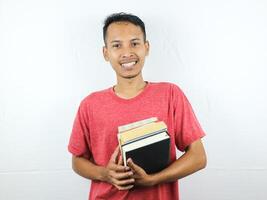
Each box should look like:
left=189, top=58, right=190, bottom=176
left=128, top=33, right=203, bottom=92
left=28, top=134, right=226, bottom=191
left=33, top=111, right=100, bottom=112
left=103, top=22, right=149, bottom=80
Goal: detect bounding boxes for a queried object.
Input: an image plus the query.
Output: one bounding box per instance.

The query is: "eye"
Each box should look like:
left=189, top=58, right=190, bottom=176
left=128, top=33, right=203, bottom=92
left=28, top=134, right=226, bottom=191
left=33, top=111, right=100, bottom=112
left=112, top=43, right=121, bottom=48
left=132, top=42, right=140, bottom=47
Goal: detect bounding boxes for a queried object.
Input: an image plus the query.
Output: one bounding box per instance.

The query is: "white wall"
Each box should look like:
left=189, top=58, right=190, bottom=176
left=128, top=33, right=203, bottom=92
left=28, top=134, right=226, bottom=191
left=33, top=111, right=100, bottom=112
left=1, top=0, right=267, bottom=199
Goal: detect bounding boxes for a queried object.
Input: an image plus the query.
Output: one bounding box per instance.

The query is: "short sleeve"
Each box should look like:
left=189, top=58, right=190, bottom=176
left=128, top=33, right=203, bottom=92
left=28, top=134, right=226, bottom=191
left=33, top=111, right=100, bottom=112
left=172, top=85, right=205, bottom=152
left=68, top=101, right=91, bottom=158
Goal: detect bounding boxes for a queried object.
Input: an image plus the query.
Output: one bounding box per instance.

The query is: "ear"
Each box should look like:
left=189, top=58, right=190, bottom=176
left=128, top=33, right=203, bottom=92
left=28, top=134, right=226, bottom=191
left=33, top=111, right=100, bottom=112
left=145, top=40, right=150, bottom=56
left=102, top=46, right=109, bottom=61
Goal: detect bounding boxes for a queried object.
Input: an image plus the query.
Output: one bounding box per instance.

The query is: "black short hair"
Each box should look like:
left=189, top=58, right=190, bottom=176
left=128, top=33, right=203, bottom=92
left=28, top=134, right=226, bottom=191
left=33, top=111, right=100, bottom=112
left=103, top=12, right=146, bottom=44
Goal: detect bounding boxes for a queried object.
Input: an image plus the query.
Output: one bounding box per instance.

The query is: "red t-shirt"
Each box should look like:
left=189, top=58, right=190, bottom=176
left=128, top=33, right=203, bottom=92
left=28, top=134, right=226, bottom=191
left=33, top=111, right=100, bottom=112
left=68, top=82, right=205, bottom=200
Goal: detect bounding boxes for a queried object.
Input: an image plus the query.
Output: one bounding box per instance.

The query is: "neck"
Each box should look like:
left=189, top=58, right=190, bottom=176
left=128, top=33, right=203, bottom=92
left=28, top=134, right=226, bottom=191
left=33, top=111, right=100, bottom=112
left=113, top=75, right=147, bottom=99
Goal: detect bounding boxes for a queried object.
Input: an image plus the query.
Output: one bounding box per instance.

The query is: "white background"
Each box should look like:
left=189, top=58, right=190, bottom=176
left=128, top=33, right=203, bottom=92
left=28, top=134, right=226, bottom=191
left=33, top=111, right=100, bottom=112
left=1, top=0, right=267, bottom=199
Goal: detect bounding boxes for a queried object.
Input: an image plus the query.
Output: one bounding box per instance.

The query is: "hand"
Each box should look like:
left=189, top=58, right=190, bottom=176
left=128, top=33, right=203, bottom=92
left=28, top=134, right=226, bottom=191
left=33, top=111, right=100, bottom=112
left=104, top=146, right=135, bottom=190
left=127, top=158, right=155, bottom=187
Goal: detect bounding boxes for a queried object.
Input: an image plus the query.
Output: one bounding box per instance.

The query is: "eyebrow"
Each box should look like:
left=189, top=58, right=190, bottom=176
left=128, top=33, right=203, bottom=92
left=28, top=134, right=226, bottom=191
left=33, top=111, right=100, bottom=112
left=131, top=38, right=141, bottom=42
left=111, top=40, right=121, bottom=43
left=110, top=38, right=141, bottom=43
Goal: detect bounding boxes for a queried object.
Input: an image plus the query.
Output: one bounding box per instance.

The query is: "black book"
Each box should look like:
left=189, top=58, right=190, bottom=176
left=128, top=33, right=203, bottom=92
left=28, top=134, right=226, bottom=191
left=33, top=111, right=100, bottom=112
left=122, top=131, right=170, bottom=174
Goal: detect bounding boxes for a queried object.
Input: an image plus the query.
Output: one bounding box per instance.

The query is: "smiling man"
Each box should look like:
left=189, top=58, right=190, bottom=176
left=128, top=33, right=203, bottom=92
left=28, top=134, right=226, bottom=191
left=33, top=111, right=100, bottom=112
left=103, top=17, right=149, bottom=98
left=68, top=13, right=207, bottom=200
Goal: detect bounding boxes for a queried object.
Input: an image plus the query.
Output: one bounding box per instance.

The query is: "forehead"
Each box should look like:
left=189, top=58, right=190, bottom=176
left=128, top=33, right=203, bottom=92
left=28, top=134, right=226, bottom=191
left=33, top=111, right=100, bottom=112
left=106, top=22, right=144, bottom=42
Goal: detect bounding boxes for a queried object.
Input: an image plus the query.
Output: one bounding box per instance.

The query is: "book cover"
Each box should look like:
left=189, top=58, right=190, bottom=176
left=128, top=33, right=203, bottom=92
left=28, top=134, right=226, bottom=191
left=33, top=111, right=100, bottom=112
left=124, top=135, right=170, bottom=174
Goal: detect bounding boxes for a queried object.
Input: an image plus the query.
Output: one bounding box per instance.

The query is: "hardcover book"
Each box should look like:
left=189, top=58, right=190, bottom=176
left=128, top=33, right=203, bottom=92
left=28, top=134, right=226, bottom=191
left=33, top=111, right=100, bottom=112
left=118, top=118, right=170, bottom=174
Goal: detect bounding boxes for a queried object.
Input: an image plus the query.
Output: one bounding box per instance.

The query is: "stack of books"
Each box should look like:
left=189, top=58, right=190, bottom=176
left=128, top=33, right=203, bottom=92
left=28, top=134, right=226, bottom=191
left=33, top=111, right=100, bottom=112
left=117, top=117, right=170, bottom=174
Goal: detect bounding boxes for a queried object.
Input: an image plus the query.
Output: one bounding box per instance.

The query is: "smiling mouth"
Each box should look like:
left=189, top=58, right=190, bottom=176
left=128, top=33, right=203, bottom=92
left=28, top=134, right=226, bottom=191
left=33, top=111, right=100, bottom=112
left=120, top=61, right=138, bottom=69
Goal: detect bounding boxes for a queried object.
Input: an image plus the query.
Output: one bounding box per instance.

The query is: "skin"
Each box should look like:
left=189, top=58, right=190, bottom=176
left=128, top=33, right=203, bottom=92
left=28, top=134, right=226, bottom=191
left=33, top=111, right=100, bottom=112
left=72, top=21, right=207, bottom=190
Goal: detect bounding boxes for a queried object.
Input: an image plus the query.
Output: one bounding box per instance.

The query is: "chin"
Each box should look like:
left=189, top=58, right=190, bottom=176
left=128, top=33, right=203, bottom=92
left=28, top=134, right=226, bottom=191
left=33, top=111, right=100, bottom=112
left=121, top=72, right=141, bottom=79
left=122, top=75, right=139, bottom=79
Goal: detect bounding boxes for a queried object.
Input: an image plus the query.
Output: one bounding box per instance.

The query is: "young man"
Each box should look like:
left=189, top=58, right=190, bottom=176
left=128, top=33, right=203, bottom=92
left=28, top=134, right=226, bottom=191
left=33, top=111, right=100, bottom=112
left=68, top=13, right=207, bottom=200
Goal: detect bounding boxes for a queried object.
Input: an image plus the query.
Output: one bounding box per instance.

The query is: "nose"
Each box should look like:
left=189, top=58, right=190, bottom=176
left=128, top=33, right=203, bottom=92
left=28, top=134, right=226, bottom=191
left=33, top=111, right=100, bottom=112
left=121, top=46, right=134, bottom=59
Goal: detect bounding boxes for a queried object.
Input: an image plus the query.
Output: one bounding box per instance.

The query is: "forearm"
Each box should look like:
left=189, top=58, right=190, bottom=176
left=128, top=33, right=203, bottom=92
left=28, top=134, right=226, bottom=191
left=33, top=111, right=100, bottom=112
left=72, top=155, right=107, bottom=182
left=72, top=149, right=135, bottom=191
left=151, top=140, right=207, bottom=185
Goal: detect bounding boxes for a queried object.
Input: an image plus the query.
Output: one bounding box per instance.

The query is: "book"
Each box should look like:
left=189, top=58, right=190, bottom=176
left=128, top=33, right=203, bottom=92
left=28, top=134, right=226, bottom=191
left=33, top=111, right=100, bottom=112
left=117, top=117, right=161, bottom=155
left=118, top=117, right=158, bottom=133
left=118, top=118, right=170, bottom=174
left=118, top=120, right=167, bottom=145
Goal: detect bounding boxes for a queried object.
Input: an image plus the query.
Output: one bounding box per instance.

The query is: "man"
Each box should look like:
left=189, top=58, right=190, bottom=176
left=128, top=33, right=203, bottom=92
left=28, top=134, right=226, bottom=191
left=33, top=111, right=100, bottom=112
left=68, top=12, right=207, bottom=200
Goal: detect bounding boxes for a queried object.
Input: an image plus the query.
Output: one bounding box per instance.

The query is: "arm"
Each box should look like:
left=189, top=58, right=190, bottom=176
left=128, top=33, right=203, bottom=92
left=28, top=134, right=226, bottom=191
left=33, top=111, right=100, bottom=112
left=127, top=139, right=207, bottom=186
left=72, top=156, right=106, bottom=181
left=72, top=146, right=135, bottom=190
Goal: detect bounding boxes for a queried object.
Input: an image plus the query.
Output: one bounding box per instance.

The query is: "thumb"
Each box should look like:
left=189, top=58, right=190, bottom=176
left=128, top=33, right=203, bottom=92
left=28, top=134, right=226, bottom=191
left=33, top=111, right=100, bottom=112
left=127, top=158, right=142, bottom=173
left=110, top=146, right=120, bottom=163
left=118, top=155, right=123, bottom=165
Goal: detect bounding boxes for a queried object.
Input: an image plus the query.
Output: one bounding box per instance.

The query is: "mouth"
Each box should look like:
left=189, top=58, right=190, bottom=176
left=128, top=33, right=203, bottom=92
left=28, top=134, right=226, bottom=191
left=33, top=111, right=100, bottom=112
left=120, top=60, right=138, bottom=70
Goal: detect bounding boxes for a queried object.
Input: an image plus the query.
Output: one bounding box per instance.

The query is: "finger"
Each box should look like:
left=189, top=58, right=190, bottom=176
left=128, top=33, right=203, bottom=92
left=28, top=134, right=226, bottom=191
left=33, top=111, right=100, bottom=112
left=111, top=170, right=133, bottom=180
left=127, top=158, right=141, bottom=173
left=113, top=177, right=135, bottom=186
left=110, top=146, right=120, bottom=163
left=116, top=184, right=134, bottom=191
left=117, top=155, right=130, bottom=171
left=118, top=155, right=123, bottom=166
left=108, top=163, right=126, bottom=172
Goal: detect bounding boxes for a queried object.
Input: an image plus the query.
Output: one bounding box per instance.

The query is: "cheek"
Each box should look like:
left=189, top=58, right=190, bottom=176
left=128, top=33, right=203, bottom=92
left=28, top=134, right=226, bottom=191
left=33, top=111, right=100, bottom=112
left=137, top=48, right=148, bottom=57
left=136, top=53, right=147, bottom=62
left=107, top=55, right=117, bottom=63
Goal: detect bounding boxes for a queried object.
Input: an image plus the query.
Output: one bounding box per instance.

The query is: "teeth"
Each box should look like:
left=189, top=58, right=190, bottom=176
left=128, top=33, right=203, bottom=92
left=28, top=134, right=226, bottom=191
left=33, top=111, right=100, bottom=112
left=121, top=61, right=136, bottom=68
